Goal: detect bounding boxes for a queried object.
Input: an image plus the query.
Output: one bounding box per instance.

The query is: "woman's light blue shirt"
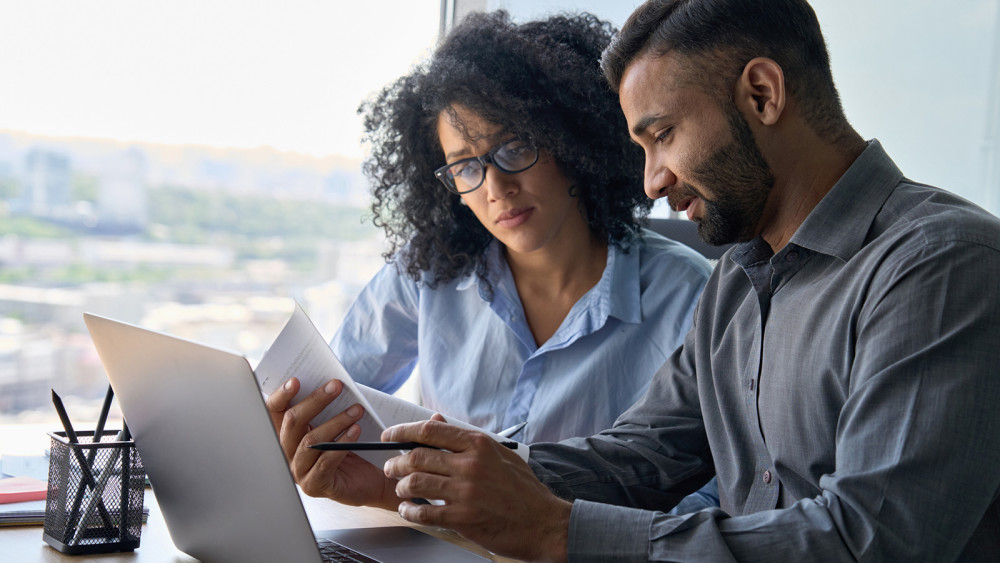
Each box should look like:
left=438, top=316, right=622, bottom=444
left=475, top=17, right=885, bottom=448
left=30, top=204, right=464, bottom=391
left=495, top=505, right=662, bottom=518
left=330, top=229, right=711, bottom=443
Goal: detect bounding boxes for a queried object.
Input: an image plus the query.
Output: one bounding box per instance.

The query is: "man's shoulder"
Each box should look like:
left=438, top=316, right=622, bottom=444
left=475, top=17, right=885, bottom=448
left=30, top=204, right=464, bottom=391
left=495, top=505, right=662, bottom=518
left=872, top=180, right=1000, bottom=251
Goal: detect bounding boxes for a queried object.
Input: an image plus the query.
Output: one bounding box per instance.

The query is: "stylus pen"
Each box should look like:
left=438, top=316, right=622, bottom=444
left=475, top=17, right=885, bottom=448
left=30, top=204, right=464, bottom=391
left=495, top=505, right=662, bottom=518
left=309, top=441, right=518, bottom=451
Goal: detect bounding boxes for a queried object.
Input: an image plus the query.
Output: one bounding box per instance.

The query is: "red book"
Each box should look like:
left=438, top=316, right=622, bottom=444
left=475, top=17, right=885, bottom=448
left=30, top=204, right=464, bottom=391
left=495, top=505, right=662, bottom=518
left=0, top=477, right=48, bottom=504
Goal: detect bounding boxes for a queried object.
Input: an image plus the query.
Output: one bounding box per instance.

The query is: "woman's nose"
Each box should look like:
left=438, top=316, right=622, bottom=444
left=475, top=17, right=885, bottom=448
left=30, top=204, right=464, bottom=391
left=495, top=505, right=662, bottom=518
left=483, top=164, right=518, bottom=200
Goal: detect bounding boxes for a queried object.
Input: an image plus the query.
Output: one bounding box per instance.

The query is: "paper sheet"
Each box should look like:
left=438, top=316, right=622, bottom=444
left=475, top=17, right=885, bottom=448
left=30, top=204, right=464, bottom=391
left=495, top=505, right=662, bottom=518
left=255, top=304, right=528, bottom=465
left=254, top=304, right=398, bottom=466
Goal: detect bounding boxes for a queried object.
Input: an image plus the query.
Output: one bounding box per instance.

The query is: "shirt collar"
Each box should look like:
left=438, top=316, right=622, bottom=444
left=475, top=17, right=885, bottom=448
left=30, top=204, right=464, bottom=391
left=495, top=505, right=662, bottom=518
left=455, top=239, right=642, bottom=324
left=453, top=241, right=520, bottom=303
left=788, top=139, right=903, bottom=261
left=453, top=243, right=501, bottom=293
left=604, top=241, right=642, bottom=324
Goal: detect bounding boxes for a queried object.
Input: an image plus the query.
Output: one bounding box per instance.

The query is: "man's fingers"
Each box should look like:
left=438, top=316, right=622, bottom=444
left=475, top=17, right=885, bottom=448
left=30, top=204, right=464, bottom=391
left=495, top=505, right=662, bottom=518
left=381, top=418, right=483, bottom=452
left=395, top=491, right=487, bottom=530
left=383, top=446, right=455, bottom=481
left=394, top=468, right=453, bottom=502
left=397, top=500, right=448, bottom=527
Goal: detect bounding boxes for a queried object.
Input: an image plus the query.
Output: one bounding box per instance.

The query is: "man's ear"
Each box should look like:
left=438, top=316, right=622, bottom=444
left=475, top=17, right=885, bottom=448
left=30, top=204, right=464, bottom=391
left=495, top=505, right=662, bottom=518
left=736, top=57, right=785, bottom=126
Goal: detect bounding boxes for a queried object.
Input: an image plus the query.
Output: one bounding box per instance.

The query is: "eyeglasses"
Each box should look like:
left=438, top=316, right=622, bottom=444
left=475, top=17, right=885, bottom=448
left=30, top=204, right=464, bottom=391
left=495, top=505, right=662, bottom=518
left=434, top=138, right=539, bottom=194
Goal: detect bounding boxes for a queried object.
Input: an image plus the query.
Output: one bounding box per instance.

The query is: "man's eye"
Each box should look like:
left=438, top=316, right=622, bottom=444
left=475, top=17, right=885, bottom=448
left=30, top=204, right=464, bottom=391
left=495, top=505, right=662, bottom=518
left=655, top=127, right=673, bottom=143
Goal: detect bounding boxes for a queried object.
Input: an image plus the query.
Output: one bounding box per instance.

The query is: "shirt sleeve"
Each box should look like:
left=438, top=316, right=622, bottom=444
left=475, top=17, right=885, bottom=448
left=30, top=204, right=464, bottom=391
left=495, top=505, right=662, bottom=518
left=330, top=261, right=421, bottom=394
left=530, top=238, right=1000, bottom=561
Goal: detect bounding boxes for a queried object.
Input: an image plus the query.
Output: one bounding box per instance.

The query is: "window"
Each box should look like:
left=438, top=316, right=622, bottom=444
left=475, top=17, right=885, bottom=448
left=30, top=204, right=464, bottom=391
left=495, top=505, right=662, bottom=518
left=449, top=0, right=1000, bottom=217
left=0, top=1, right=439, bottom=454
left=3, top=0, right=998, bottom=456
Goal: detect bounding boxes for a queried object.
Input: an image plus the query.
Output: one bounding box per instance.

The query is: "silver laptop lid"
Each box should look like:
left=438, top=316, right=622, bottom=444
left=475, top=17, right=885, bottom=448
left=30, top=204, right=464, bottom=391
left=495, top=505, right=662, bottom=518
left=84, top=312, right=324, bottom=563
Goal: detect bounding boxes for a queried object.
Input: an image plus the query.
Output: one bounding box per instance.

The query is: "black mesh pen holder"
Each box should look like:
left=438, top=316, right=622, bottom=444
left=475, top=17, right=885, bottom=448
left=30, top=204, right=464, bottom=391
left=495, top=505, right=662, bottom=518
left=43, top=430, right=145, bottom=555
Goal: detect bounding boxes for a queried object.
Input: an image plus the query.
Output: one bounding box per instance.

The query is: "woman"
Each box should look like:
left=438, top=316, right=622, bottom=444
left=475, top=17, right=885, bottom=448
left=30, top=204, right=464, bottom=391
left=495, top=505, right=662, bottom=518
left=330, top=10, right=712, bottom=446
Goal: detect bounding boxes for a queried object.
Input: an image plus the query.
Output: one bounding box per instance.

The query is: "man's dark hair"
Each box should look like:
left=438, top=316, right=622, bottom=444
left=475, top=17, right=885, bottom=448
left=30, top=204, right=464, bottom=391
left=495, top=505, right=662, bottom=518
left=360, top=11, right=649, bottom=288
left=601, top=0, right=853, bottom=145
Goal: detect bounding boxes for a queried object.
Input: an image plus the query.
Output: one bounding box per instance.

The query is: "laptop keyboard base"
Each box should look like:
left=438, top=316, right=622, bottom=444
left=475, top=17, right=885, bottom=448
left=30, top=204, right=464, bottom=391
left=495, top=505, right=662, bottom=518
left=317, top=537, right=380, bottom=563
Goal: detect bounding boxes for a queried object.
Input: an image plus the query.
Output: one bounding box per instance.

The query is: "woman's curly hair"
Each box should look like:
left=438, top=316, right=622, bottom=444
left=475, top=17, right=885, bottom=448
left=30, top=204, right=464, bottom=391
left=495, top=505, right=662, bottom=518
left=359, top=10, right=650, bottom=287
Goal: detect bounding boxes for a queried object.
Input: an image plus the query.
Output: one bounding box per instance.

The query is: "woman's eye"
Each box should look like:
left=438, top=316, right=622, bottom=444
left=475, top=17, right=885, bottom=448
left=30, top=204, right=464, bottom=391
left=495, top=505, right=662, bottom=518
left=456, top=163, right=480, bottom=180
left=508, top=140, right=530, bottom=152
left=497, top=146, right=522, bottom=160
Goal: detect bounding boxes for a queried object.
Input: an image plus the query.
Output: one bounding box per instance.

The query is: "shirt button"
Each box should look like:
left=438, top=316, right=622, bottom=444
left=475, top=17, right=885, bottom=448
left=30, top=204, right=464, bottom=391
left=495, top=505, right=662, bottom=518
left=785, top=251, right=799, bottom=262
left=762, top=470, right=772, bottom=484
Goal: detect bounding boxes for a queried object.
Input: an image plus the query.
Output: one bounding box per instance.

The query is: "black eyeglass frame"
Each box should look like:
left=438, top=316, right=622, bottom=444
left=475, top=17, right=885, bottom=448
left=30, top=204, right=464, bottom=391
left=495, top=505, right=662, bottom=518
left=433, top=138, right=539, bottom=195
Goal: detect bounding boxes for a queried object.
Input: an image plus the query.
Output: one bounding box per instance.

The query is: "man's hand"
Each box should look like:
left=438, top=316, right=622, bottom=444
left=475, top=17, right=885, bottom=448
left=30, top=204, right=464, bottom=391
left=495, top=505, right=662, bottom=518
left=264, top=377, right=401, bottom=510
left=382, top=419, right=572, bottom=563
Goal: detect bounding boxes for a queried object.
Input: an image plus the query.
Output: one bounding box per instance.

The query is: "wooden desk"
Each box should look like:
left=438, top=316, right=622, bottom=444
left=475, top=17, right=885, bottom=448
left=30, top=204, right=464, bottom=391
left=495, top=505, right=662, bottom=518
left=0, top=488, right=513, bottom=562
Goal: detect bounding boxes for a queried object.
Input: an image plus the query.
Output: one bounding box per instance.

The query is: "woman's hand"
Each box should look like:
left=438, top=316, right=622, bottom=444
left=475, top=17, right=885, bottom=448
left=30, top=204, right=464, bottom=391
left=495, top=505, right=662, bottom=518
left=265, top=377, right=401, bottom=510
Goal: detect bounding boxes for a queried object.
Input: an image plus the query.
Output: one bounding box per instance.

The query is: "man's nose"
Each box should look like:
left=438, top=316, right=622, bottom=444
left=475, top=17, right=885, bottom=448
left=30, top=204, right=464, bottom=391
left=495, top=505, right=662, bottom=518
left=644, top=156, right=677, bottom=201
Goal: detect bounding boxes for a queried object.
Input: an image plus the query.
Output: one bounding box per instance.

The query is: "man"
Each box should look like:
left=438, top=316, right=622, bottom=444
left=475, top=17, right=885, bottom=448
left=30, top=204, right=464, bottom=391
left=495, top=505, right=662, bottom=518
left=269, top=0, right=1000, bottom=560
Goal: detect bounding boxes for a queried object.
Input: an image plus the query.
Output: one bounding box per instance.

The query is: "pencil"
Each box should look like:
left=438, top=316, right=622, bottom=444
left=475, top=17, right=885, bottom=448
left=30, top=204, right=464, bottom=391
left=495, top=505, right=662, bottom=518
left=308, top=441, right=519, bottom=451
left=68, top=384, right=115, bottom=527
left=52, top=389, right=114, bottom=540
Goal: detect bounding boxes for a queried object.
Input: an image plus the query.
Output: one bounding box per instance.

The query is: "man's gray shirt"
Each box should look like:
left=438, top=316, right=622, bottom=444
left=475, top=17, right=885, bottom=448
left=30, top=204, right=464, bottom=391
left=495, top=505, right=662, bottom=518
left=529, top=141, right=1000, bottom=561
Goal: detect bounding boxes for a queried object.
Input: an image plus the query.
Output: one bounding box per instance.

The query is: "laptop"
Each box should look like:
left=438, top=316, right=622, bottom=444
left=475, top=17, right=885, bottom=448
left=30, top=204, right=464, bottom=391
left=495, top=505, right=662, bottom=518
left=83, top=312, right=489, bottom=563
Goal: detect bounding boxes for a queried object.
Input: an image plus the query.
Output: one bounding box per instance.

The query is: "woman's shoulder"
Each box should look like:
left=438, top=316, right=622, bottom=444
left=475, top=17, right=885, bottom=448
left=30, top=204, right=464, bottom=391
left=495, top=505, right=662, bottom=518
left=634, top=228, right=714, bottom=281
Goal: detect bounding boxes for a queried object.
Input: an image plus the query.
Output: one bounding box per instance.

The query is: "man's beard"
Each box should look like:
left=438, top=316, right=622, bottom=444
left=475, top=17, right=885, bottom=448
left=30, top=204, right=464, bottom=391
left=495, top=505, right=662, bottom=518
left=679, top=107, right=775, bottom=246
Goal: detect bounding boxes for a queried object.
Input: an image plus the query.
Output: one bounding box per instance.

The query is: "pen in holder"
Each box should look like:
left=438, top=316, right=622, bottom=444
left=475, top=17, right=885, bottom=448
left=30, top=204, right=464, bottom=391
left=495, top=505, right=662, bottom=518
left=43, top=430, right=145, bottom=554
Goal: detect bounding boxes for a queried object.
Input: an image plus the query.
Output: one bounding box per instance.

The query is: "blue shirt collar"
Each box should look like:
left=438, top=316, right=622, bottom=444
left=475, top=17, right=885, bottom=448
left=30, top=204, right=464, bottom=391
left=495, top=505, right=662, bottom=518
left=454, top=239, right=643, bottom=327
left=604, top=241, right=642, bottom=324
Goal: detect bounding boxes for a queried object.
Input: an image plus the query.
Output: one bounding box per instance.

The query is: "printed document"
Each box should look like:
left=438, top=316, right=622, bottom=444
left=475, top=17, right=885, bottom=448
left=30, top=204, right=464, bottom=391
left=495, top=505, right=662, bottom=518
left=253, top=304, right=527, bottom=466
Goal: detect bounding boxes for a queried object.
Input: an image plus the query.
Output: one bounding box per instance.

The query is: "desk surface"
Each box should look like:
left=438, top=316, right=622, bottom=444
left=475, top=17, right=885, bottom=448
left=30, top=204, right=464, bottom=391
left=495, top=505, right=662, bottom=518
left=0, top=488, right=512, bottom=562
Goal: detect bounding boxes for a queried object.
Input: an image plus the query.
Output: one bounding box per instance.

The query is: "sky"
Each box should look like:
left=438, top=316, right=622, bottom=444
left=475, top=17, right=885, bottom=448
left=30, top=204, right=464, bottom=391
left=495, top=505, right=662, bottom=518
left=0, top=0, right=440, bottom=159
left=1, top=0, right=998, bottom=212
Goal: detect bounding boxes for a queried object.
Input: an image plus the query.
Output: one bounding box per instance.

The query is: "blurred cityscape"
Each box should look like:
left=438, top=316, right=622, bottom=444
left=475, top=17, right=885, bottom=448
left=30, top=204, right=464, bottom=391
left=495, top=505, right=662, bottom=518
left=0, top=130, right=388, bottom=425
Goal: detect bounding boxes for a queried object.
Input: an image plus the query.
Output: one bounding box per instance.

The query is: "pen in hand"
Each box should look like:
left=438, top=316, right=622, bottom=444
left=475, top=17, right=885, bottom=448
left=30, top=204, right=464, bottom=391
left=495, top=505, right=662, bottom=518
left=309, top=441, right=519, bottom=452
left=498, top=421, right=527, bottom=439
